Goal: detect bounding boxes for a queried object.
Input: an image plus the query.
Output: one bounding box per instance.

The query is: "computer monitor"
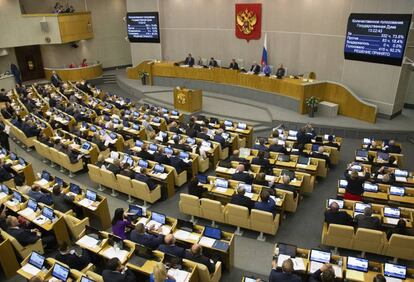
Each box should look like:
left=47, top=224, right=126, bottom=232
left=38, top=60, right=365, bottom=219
left=86, top=190, right=97, bottom=201
left=204, top=226, right=221, bottom=240
left=109, top=132, right=117, bottom=140
left=69, top=183, right=81, bottom=195
left=164, top=147, right=173, bottom=155
left=138, top=159, right=148, bottom=168
left=133, top=111, right=139, bottom=117
left=327, top=199, right=344, bottom=209
left=18, top=157, right=25, bottom=165
left=363, top=183, right=378, bottom=192
left=239, top=183, right=252, bottom=193
left=389, top=186, right=405, bottom=197
left=42, top=206, right=54, bottom=220
left=152, top=117, right=160, bottom=123
left=377, top=152, right=389, bottom=161
left=110, top=151, right=119, bottom=160
left=384, top=263, right=407, bottom=280
left=311, top=144, right=320, bottom=152
left=278, top=154, right=290, bottom=162
left=288, top=130, right=297, bottom=136
left=27, top=198, right=38, bottom=211
left=310, top=249, right=331, bottom=263
left=28, top=251, right=45, bottom=269
left=237, top=123, right=247, bottom=130
left=202, top=141, right=211, bottom=148
left=215, top=178, right=228, bottom=188
left=224, top=120, right=232, bottom=127
left=108, top=233, right=124, bottom=249
left=298, top=156, right=310, bottom=165
left=339, top=179, right=348, bottom=188
left=90, top=125, right=96, bottom=132
left=355, top=202, right=371, bottom=213
left=81, top=142, right=91, bottom=150
left=41, top=170, right=51, bottom=181
left=55, top=176, right=63, bottom=187
left=324, top=134, right=334, bottom=141
left=163, top=253, right=182, bottom=268
left=356, top=149, right=368, bottom=158
left=51, top=262, right=70, bottom=282
left=186, top=137, right=195, bottom=145
left=179, top=152, right=189, bottom=160
left=278, top=243, right=297, bottom=257
left=135, top=140, right=144, bottom=148
left=12, top=191, right=22, bottom=203
left=384, top=207, right=400, bottom=218
left=134, top=243, right=155, bottom=259
left=363, top=138, right=371, bottom=145
left=128, top=204, right=143, bottom=217
left=394, top=169, right=408, bottom=177
left=1, top=184, right=9, bottom=194
left=125, top=156, right=134, bottom=167
left=177, top=219, right=194, bottom=232
left=281, top=169, right=295, bottom=180
left=9, top=152, right=17, bottom=160
left=149, top=144, right=158, bottom=151
left=222, top=132, right=230, bottom=140
left=80, top=276, right=96, bottom=282
left=151, top=212, right=166, bottom=225
left=197, top=174, right=208, bottom=184
left=171, top=110, right=179, bottom=116
left=154, top=164, right=165, bottom=173
left=346, top=256, right=369, bottom=272
left=132, top=124, right=140, bottom=130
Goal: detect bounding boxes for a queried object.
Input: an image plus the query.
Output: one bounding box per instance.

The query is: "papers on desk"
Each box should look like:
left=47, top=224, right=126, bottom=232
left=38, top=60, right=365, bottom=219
left=277, top=254, right=306, bottom=271
left=265, top=175, right=276, bottom=182
left=21, top=263, right=41, bottom=276
left=270, top=195, right=283, bottom=206
left=161, top=225, right=172, bottom=235
left=332, top=265, right=343, bottom=278
left=174, top=230, right=201, bottom=242
left=385, top=217, right=400, bottom=225
left=346, top=270, right=365, bottom=282
left=78, top=198, right=97, bottom=210
left=33, top=215, right=48, bottom=226
left=6, top=200, right=19, bottom=207
left=101, top=246, right=129, bottom=263
left=150, top=172, right=168, bottom=179
left=19, top=207, right=35, bottom=217
left=395, top=176, right=407, bottom=182
left=245, top=192, right=253, bottom=199
left=12, top=164, right=24, bottom=171
left=36, top=179, right=49, bottom=186
left=137, top=217, right=148, bottom=225
left=215, top=187, right=228, bottom=193
left=77, top=235, right=100, bottom=248
left=199, top=236, right=216, bottom=248
left=167, top=268, right=190, bottom=282
left=0, top=192, right=7, bottom=199
left=4, top=125, right=10, bottom=135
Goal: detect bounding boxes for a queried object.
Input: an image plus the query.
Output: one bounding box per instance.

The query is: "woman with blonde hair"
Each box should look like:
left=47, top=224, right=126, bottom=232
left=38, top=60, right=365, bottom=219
left=150, top=262, right=176, bottom=282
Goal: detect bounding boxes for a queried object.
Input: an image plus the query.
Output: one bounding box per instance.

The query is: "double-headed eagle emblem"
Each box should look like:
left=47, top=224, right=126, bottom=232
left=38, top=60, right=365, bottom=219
left=236, top=9, right=257, bottom=35
left=177, top=93, right=186, bottom=104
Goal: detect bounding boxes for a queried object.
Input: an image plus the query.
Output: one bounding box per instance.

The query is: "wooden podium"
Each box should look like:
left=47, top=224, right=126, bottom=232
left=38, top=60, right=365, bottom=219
left=173, top=87, right=202, bottom=113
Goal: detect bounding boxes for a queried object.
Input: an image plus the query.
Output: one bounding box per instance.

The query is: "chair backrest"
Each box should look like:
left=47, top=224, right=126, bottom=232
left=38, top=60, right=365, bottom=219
left=85, top=271, right=104, bottom=282
left=87, top=164, right=102, bottom=184
left=200, top=198, right=225, bottom=223
left=63, top=214, right=90, bottom=240
left=386, top=234, right=414, bottom=260
left=117, top=174, right=133, bottom=194
left=179, top=193, right=201, bottom=216
left=225, top=203, right=249, bottom=228
left=250, top=209, right=278, bottom=235
left=183, top=259, right=213, bottom=282
left=101, top=169, right=117, bottom=189
left=353, top=228, right=385, bottom=254
left=324, top=223, right=354, bottom=249
left=0, top=229, right=23, bottom=252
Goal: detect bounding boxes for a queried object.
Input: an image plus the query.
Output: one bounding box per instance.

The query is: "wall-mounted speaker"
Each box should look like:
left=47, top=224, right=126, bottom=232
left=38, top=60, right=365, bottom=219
left=40, top=20, right=49, bottom=32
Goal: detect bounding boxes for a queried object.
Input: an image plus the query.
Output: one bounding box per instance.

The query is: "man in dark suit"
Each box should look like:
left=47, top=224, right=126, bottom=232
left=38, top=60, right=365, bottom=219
left=158, top=234, right=186, bottom=258
left=254, top=190, right=277, bottom=216
left=384, top=139, right=401, bottom=154
left=130, top=223, right=164, bottom=249
left=51, top=71, right=62, bottom=87
left=102, top=258, right=136, bottom=282
left=275, top=64, right=286, bottom=78
left=0, top=159, right=14, bottom=182
left=188, top=176, right=208, bottom=198
left=196, top=128, right=211, bottom=141
left=213, top=129, right=227, bottom=148
left=28, top=185, right=53, bottom=205
left=229, top=150, right=244, bottom=162
left=107, top=159, right=121, bottom=175
left=135, top=168, right=157, bottom=190
left=269, top=257, right=301, bottom=282
left=354, top=207, right=381, bottom=230
left=311, top=146, right=331, bottom=168
left=51, top=185, right=74, bottom=213
left=55, top=242, right=89, bottom=270
left=137, top=144, right=154, bottom=161
left=231, top=186, right=254, bottom=211
left=171, top=137, right=192, bottom=152
left=268, top=139, right=287, bottom=154
left=119, top=163, right=135, bottom=179
left=231, top=164, right=253, bottom=184
left=184, top=54, right=195, bottom=67
left=273, top=175, right=297, bottom=199
left=253, top=138, right=268, bottom=152
left=324, top=201, right=352, bottom=226
left=185, top=244, right=215, bottom=273
left=0, top=122, right=10, bottom=151
left=208, top=57, right=218, bottom=67
left=252, top=150, right=270, bottom=168
left=250, top=62, right=261, bottom=74
left=154, top=148, right=170, bottom=165
left=170, top=155, right=189, bottom=174
left=296, top=127, right=313, bottom=146
left=6, top=216, right=41, bottom=246
left=325, top=135, right=340, bottom=150
left=229, top=59, right=239, bottom=70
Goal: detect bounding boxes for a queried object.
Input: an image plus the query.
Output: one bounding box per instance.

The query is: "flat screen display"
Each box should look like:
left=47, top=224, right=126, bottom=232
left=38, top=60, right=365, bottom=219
left=127, top=12, right=160, bottom=43
left=344, top=13, right=412, bottom=66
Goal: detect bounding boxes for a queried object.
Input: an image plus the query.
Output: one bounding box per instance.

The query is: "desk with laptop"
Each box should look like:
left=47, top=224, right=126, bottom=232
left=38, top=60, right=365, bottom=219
left=355, top=148, right=403, bottom=168
left=0, top=149, right=36, bottom=185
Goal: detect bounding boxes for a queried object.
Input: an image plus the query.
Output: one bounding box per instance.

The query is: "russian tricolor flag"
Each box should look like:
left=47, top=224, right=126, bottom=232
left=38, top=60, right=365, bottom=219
left=261, top=33, right=268, bottom=66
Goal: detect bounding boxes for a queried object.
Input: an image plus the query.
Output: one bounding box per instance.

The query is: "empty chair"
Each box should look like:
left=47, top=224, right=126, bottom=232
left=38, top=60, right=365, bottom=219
left=117, top=174, right=134, bottom=203
left=49, top=147, right=60, bottom=167
left=352, top=228, right=386, bottom=255
left=100, top=169, right=119, bottom=196
left=200, top=198, right=225, bottom=227
left=321, top=223, right=354, bottom=250
left=131, top=179, right=161, bottom=207
left=87, top=164, right=104, bottom=191
left=383, top=234, right=414, bottom=261
left=298, top=173, right=315, bottom=194
left=40, top=143, right=53, bottom=164
left=198, top=156, right=209, bottom=172
left=280, top=190, right=298, bottom=213
left=59, top=152, right=83, bottom=177
left=172, top=167, right=187, bottom=187
left=183, top=258, right=222, bottom=282
left=179, top=193, right=201, bottom=223
left=62, top=212, right=90, bottom=240
left=225, top=204, right=250, bottom=235
left=0, top=229, right=44, bottom=259
left=250, top=209, right=280, bottom=241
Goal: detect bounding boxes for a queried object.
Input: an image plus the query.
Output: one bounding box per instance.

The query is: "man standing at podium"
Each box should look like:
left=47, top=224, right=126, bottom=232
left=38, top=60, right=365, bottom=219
left=184, top=53, right=195, bottom=67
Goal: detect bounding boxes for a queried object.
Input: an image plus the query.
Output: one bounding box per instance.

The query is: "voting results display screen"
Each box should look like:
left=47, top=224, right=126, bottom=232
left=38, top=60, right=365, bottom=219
left=344, top=13, right=412, bottom=66
left=127, top=12, right=160, bottom=43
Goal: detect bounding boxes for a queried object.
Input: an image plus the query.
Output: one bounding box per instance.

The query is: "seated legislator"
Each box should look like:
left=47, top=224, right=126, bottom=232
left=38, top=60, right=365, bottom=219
left=106, top=158, right=122, bottom=175
left=253, top=172, right=274, bottom=187
left=154, top=147, right=171, bottom=166
left=171, top=136, right=192, bottom=152
left=324, top=201, right=352, bottom=226
left=55, top=242, right=90, bottom=270
left=274, top=175, right=297, bottom=199
left=310, top=146, right=331, bottom=168
left=170, top=154, right=189, bottom=174
left=231, top=186, right=254, bottom=211
left=158, top=234, right=186, bottom=258
left=29, top=185, right=53, bottom=205
left=232, top=164, right=254, bottom=184
left=120, top=162, right=136, bottom=179
left=130, top=223, right=164, bottom=250
left=309, top=263, right=336, bottom=282
left=137, top=143, right=155, bottom=161
left=254, top=190, right=276, bottom=216
left=184, top=53, right=195, bottom=67
left=135, top=167, right=158, bottom=190
left=250, top=62, right=261, bottom=74
left=384, top=139, right=401, bottom=154
left=51, top=185, right=75, bottom=213
left=229, top=58, right=239, bottom=70
left=213, top=128, right=227, bottom=148
left=185, top=244, right=215, bottom=273
left=208, top=57, right=218, bottom=68
left=0, top=159, right=15, bottom=182
left=387, top=219, right=411, bottom=239
left=262, top=64, right=272, bottom=76
left=325, top=135, right=340, bottom=150
left=275, top=64, right=286, bottom=79
left=354, top=207, right=381, bottom=230
left=344, top=167, right=369, bottom=201
left=269, top=257, right=301, bottom=282
left=188, top=176, right=208, bottom=198
left=102, top=258, right=136, bottom=282
left=50, top=71, right=62, bottom=87
left=196, top=127, right=211, bottom=141
left=253, top=138, right=269, bottom=152
left=150, top=262, right=176, bottom=282
left=252, top=150, right=271, bottom=168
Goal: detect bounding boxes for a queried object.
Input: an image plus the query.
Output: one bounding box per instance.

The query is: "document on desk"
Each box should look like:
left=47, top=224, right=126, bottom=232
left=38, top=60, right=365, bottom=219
left=215, top=187, right=228, bottom=194
left=5, top=200, right=19, bottom=207
left=395, top=176, right=407, bottom=182
left=346, top=270, right=365, bottom=282
left=12, top=164, right=24, bottom=171
left=199, top=236, right=215, bottom=248
left=19, top=208, right=35, bottom=217
left=101, top=247, right=129, bottom=262
left=137, top=217, right=148, bottom=225
left=332, top=265, right=342, bottom=278
left=174, top=230, right=191, bottom=241
left=77, top=235, right=99, bottom=248
left=161, top=225, right=172, bottom=235
left=21, top=264, right=41, bottom=276
left=78, top=198, right=96, bottom=210
left=167, top=268, right=190, bottom=282
left=0, top=192, right=7, bottom=199
left=385, top=217, right=399, bottom=225
left=36, top=179, right=49, bottom=186
left=245, top=192, right=253, bottom=199
left=4, top=125, right=10, bottom=134
left=265, top=175, right=276, bottom=182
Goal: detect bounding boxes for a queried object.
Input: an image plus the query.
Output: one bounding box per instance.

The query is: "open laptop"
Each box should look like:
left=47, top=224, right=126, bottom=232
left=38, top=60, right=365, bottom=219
left=383, top=207, right=401, bottom=225
left=84, top=225, right=104, bottom=242
left=215, top=178, right=228, bottom=189
left=153, top=164, right=165, bottom=174
left=384, top=263, right=407, bottom=282
left=203, top=226, right=221, bottom=240
left=164, top=253, right=183, bottom=269
left=278, top=243, right=297, bottom=257
left=281, top=169, right=295, bottom=180
left=354, top=202, right=371, bottom=216
left=309, top=249, right=331, bottom=273
left=197, top=174, right=208, bottom=185
left=346, top=256, right=369, bottom=282
left=363, top=182, right=378, bottom=193
left=389, top=186, right=405, bottom=197
left=80, top=276, right=96, bottom=282
left=177, top=218, right=194, bottom=232
left=127, top=204, right=143, bottom=221
left=327, top=199, right=344, bottom=209
left=278, top=154, right=290, bottom=162
left=147, top=212, right=166, bottom=230
left=355, top=149, right=369, bottom=161
left=21, top=251, right=45, bottom=275
left=377, top=151, right=389, bottom=162
left=130, top=243, right=160, bottom=267
left=51, top=262, right=70, bottom=282
left=297, top=155, right=310, bottom=166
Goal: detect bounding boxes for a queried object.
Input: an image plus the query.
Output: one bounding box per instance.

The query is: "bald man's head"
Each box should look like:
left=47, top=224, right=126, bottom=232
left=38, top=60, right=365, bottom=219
left=329, top=201, right=339, bottom=212
left=191, top=244, right=202, bottom=255
left=282, top=258, right=294, bottom=273
left=164, top=234, right=175, bottom=245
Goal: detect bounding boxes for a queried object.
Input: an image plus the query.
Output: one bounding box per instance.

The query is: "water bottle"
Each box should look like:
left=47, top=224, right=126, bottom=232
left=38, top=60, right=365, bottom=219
left=274, top=247, right=279, bottom=256
left=338, top=258, right=343, bottom=268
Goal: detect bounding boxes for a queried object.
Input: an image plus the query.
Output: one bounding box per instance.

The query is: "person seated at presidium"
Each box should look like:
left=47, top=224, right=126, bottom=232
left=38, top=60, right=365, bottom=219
left=208, top=57, right=218, bottom=68
left=250, top=62, right=261, bottom=74
left=229, top=58, right=239, bottom=70
left=184, top=53, right=195, bottom=67
left=262, top=64, right=271, bottom=76
left=276, top=64, right=286, bottom=78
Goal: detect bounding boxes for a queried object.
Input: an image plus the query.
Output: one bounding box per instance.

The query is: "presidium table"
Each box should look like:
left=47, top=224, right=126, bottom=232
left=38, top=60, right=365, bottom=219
left=127, top=61, right=377, bottom=123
